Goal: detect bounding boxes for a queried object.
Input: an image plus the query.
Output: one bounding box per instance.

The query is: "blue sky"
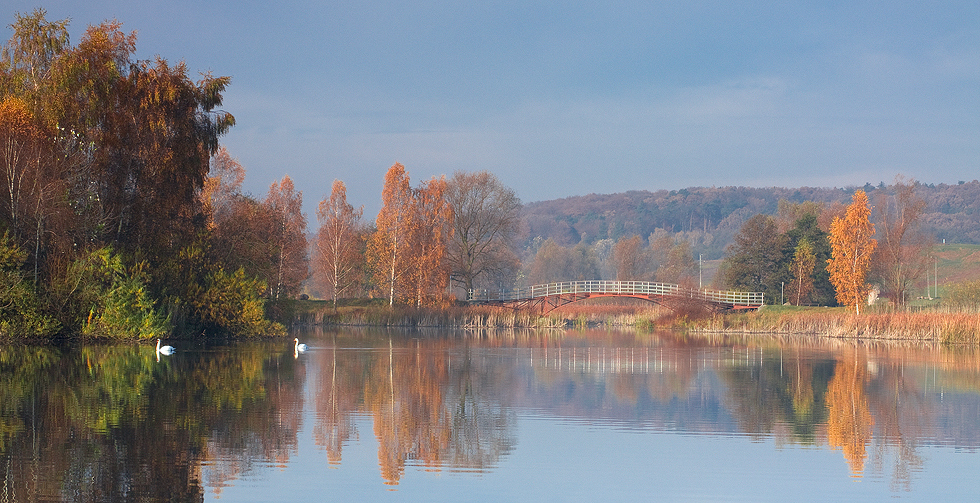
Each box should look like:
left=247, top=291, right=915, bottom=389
left=7, top=1, right=980, bottom=219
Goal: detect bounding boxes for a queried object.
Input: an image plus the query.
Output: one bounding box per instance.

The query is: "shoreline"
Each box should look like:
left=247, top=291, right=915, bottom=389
left=286, top=301, right=980, bottom=344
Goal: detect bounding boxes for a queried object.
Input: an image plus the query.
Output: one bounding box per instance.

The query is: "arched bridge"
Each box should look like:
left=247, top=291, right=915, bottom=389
left=467, top=281, right=764, bottom=314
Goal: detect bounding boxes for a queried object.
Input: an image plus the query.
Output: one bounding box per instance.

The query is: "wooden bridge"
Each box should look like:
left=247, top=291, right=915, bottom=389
left=467, top=281, right=764, bottom=314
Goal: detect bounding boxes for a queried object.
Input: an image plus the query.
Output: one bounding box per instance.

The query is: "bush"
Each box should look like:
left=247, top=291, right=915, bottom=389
left=0, top=232, right=60, bottom=339
left=188, top=267, right=284, bottom=337
left=944, top=280, right=980, bottom=311
left=71, top=248, right=171, bottom=339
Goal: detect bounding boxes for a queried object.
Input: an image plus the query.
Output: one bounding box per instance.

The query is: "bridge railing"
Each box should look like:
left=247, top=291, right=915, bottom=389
left=468, top=280, right=764, bottom=307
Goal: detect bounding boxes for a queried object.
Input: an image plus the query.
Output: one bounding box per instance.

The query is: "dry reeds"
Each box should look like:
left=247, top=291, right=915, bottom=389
left=691, top=307, right=980, bottom=343
left=288, top=300, right=980, bottom=343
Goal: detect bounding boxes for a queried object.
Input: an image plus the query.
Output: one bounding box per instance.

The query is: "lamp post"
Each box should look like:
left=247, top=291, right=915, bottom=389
left=699, top=254, right=702, bottom=289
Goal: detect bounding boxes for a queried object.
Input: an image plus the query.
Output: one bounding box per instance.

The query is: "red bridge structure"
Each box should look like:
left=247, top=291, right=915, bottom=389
left=467, top=280, right=764, bottom=314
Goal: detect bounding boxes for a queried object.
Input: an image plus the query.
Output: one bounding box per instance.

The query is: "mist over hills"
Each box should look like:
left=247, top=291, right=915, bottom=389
left=521, top=180, right=980, bottom=259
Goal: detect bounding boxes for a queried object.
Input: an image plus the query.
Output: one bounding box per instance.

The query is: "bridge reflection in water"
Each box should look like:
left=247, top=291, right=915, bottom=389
left=468, top=280, right=764, bottom=314
left=528, top=345, right=770, bottom=376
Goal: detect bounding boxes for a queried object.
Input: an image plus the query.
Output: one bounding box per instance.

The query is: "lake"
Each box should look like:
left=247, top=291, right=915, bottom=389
left=2, top=327, right=979, bottom=502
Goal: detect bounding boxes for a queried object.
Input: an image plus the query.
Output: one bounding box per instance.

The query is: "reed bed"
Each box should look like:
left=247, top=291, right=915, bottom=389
left=292, top=305, right=568, bottom=329
left=289, top=300, right=980, bottom=343
left=691, top=307, right=980, bottom=343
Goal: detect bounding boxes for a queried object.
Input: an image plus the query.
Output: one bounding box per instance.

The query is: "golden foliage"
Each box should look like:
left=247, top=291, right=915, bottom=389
left=828, top=190, right=877, bottom=313
left=825, top=353, right=875, bottom=476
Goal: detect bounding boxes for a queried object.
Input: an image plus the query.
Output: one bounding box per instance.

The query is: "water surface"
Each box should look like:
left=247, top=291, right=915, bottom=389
left=2, top=328, right=979, bottom=501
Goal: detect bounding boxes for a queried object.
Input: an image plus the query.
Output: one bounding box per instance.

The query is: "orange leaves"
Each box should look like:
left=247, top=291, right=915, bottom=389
left=825, top=354, right=875, bottom=476
left=828, top=190, right=877, bottom=314
left=369, top=163, right=412, bottom=305
left=368, top=163, right=453, bottom=307
left=407, top=176, right=452, bottom=307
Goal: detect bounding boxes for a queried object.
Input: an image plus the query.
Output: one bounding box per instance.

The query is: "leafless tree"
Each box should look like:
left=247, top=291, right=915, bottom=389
left=445, top=171, right=522, bottom=294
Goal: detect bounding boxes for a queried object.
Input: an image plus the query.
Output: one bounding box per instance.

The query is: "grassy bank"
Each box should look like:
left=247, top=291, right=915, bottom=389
left=688, top=305, right=980, bottom=343
left=287, top=299, right=569, bottom=329
left=286, top=299, right=980, bottom=343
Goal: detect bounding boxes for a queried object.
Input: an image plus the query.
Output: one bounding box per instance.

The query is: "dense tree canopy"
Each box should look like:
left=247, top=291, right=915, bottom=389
left=722, top=214, right=787, bottom=303
left=0, top=10, right=294, bottom=339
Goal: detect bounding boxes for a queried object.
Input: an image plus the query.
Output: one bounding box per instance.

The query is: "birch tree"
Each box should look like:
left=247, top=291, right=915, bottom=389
left=368, top=163, right=412, bottom=306
left=827, top=190, right=877, bottom=314
left=406, top=176, right=453, bottom=306
left=789, top=238, right=816, bottom=306
left=315, top=179, right=364, bottom=309
left=264, top=175, right=308, bottom=299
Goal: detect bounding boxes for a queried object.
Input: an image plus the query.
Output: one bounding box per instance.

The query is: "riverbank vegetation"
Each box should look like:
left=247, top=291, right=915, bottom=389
left=3, top=10, right=978, bottom=344
left=284, top=296, right=979, bottom=344
left=0, top=11, right=284, bottom=340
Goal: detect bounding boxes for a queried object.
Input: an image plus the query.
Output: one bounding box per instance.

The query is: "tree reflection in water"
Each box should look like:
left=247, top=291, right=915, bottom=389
left=1, top=330, right=979, bottom=499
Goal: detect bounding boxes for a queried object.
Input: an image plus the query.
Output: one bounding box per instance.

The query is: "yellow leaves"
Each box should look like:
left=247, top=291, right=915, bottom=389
left=828, top=190, right=877, bottom=314
left=826, top=354, right=875, bottom=476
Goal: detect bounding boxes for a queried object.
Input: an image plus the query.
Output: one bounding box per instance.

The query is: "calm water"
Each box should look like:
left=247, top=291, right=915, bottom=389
left=3, top=328, right=980, bottom=502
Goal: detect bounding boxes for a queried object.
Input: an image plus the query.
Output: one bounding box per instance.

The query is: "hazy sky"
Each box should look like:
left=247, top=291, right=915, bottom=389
left=8, top=1, right=979, bottom=219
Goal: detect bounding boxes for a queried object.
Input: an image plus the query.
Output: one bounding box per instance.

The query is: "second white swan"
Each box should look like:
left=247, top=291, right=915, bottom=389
left=294, top=338, right=308, bottom=353
left=156, top=339, right=175, bottom=356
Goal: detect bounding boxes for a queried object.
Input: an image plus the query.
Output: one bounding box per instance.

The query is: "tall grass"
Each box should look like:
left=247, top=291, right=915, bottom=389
left=690, top=306, right=980, bottom=343
left=288, top=299, right=980, bottom=343
left=292, top=304, right=569, bottom=329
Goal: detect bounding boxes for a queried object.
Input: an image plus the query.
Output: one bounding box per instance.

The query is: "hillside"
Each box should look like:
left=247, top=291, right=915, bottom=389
left=521, top=181, right=980, bottom=258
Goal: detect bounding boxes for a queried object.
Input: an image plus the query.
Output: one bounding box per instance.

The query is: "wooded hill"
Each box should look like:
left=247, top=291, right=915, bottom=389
left=521, top=180, right=980, bottom=258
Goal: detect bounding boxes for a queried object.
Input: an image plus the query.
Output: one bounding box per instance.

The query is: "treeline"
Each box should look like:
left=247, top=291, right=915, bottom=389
left=3, top=11, right=975, bottom=340
left=0, top=11, right=531, bottom=339
left=522, top=180, right=980, bottom=257
left=0, top=10, right=290, bottom=339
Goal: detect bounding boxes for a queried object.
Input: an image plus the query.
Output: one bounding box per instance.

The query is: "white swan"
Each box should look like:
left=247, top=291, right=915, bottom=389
left=156, top=339, right=175, bottom=356
left=294, top=338, right=308, bottom=353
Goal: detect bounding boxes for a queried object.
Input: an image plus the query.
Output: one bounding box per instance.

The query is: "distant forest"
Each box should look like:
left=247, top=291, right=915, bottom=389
left=521, top=180, right=980, bottom=259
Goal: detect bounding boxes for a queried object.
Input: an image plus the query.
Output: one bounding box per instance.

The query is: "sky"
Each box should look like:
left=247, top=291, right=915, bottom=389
left=6, top=1, right=979, bottom=220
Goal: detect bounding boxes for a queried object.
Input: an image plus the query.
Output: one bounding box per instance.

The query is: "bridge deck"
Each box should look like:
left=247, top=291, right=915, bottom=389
left=468, top=280, right=764, bottom=313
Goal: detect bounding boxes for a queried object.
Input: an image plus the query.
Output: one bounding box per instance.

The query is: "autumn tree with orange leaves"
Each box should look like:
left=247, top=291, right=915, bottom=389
left=368, top=163, right=413, bottom=306
left=0, top=10, right=297, bottom=338
left=828, top=190, right=877, bottom=314
left=368, top=164, right=454, bottom=307
left=314, top=180, right=365, bottom=309
left=202, top=146, right=246, bottom=228
left=0, top=96, right=61, bottom=283
left=825, top=353, right=875, bottom=476
left=406, top=176, right=453, bottom=307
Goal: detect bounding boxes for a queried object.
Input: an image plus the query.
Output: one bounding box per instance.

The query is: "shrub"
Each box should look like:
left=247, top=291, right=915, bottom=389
left=944, top=280, right=980, bottom=311
left=0, top=232, right=60, bottom=339
left=72, top=248, right=171, bottom=339
left=188, top=267, right=285, bottom=337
